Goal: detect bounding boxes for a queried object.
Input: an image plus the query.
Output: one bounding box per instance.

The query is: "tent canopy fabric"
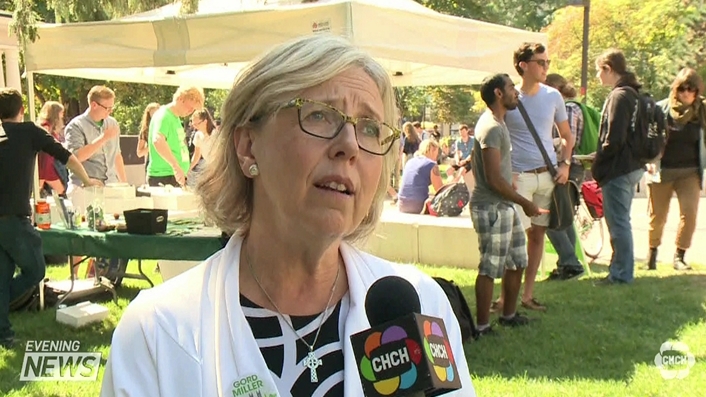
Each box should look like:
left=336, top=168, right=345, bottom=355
left=24, top=0, right=546, bottom=88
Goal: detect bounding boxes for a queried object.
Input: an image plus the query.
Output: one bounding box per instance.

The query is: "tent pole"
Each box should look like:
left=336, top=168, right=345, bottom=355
left=28, top=72, right=40, bottom=205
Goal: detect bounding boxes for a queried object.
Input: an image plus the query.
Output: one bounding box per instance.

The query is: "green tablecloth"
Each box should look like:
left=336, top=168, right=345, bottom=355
left=38, top=220, right=224, bottom=261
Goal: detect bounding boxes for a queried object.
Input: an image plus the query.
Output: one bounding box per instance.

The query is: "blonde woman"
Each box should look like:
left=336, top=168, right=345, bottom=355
left=401, top=121, right=421, bottom=165
left=136, top=102, right=160, bottom=159
left=397, top=139, right=444, bottom=213
left=101, top=34, right=474, bottom=397
left=646, top=68, right=706, bottom=270
left=37, top=101, right=67, bottom=194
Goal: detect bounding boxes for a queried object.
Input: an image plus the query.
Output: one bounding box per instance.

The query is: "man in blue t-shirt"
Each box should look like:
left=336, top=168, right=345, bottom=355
left=493, top=43, right=575, bottom=313
left=451, top=124, right=474, bottom=177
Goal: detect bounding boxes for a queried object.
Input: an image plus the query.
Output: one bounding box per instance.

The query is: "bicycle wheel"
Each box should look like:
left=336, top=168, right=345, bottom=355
left=575, top=201, right=604, bottom=260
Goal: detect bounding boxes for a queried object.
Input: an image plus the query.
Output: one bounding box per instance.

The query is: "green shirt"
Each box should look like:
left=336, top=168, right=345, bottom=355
left=147, top=106, right=190, bottom=177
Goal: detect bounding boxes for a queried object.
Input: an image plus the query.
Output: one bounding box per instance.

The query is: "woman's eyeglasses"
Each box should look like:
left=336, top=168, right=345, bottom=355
left=678, top=85, right=697, bottom=93
left=285, top=98, right=400, bottom=156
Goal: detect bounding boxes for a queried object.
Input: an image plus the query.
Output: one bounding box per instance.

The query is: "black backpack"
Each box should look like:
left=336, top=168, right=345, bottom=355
left=624, top=87, right=667, bottom=164
left=433, top=277, right=478, bottom=342
left=9, top=281, right=60, bottom=312
left=428, top=182, right=470, bottom=217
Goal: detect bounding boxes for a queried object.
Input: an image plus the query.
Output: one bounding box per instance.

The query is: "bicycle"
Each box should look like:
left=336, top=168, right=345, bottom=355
left=574, top=187, right=605, bottom=262
left=572, top=155, right=605, bottom=262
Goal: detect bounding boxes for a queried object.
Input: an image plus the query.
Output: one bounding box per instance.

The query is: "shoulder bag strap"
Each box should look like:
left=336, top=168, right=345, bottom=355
left=517, top=101, right=558, bottom=178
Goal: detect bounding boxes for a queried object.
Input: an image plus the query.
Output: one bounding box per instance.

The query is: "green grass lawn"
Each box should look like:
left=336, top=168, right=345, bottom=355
left=0, top=260, right=704, bottom=396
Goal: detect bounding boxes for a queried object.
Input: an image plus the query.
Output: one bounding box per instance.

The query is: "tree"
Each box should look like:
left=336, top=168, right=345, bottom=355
left=419, top=0, right=569, bottom=31
left=684, top=0, right=706, bottom=82
left=546, top=0, right=698, bottom=107
left=413, top=0, right=567, bottom=125
left=395, top=87, right=428, bottom=122
left=428, top=86, right=477, bottom=124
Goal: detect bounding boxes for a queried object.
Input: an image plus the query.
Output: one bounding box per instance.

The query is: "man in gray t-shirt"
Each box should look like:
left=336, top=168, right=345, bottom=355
left=64, top=85, right=126, bottom=189
left=470, top=74, right=546, bottom=336
left=471, top=114, right=513, bottom=205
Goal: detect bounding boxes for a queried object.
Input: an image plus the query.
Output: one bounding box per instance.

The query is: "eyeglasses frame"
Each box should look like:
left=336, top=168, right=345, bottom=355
left=284, top=98, right=400, bottom=156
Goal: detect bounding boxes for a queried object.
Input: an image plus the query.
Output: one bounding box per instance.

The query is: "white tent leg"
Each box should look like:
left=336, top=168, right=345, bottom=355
left=27, top=72, right=45, bottom=310
left=28, top=72, right=40, bottom=203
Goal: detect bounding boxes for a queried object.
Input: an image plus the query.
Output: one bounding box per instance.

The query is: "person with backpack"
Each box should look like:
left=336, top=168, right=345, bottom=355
left=0, top=88, right=102, bottom=349
left=592, top=49, right=648, bottom=285
left=646, top=68, right=706, bottom=271
left=544, top=74, right=594, bottom=280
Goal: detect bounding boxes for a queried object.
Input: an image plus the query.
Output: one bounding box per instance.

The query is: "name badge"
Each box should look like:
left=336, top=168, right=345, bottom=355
left=231, top=374, right=277, bottom=397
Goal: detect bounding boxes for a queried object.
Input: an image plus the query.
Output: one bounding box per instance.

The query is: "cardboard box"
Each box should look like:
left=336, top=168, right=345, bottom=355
left=56, top=301, right=109, bottom=328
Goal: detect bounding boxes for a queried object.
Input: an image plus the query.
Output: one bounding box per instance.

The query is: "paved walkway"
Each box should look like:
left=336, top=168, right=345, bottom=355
left=597, top=196, right=706, bottom=265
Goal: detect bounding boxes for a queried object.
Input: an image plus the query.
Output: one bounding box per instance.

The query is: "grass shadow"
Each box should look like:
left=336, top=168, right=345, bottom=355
left=0, top=261, right=159, bottom=395
left=460, top=271, right=706, bottom=384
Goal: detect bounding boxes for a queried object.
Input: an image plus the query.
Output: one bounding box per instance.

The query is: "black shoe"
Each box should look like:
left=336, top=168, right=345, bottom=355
left=647, top=247, right=658, bottom=270
left=674, top=249, right=692, bottom=271
left=594, top=276, right=628, bottom=286
left=498, top=313, right=530, bottom=327
left=547, top=268, right=563, bottom=280
left=593, top=276, right=615, bottom=286
left=558, top=267, right=585, bottom=280
left=476, top=326, right=496, bottom=337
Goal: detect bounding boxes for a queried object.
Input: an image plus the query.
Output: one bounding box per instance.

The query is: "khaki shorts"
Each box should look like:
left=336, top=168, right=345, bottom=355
left=513, top=171, right=555, bottom=229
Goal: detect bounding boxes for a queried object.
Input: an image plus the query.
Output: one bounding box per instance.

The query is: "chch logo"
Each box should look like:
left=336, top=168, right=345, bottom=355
left=357, top=326, right=423, bottom=395
left=654, top=341, right=695, bottom=380
left=422, top=320, right=456, bottom=383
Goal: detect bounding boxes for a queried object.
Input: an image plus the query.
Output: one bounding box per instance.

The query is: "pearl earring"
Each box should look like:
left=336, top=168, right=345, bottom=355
left=248, top=164, right=260, bottom=176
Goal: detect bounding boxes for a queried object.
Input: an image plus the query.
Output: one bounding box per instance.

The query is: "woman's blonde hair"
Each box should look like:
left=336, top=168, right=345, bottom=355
left=402, top=121, right=420, bottom=143
left=37, top=101, right=65, bottom=135
left=197, top=34, right=399, bottom=243
left=139, top=102, right=160, bottom=141
left=416, top=138, right=440, bottom=157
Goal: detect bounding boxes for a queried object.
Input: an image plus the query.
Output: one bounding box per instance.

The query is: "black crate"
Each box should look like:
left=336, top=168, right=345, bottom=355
left=123, top=208, right=168, bottom=235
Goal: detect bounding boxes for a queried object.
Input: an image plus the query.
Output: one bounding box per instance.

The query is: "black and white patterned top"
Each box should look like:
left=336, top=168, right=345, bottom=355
left=240, top=294, right=349, bottom=397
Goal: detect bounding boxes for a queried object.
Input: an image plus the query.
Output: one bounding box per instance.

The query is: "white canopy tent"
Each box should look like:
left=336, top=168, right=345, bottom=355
left=23, top=0, right=546, bottom=89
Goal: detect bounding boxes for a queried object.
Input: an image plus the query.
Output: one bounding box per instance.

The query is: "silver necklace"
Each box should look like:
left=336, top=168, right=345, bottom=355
left=245, top=248, right=340, bottom=383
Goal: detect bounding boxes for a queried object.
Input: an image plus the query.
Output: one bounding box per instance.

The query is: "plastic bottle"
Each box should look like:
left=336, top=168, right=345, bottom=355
left=35, top=199, right=51, bottom=230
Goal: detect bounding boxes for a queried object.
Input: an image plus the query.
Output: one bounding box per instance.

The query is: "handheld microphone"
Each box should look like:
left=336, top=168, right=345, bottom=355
left=350, top=276, right=462, bottom=396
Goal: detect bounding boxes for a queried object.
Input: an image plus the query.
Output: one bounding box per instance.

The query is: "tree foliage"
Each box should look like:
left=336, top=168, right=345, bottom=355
left=400, top=0, right=569, bottom=125
left=427, top=86, right=477, bottom=124
left=546, top=0, right=700, bottom=107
